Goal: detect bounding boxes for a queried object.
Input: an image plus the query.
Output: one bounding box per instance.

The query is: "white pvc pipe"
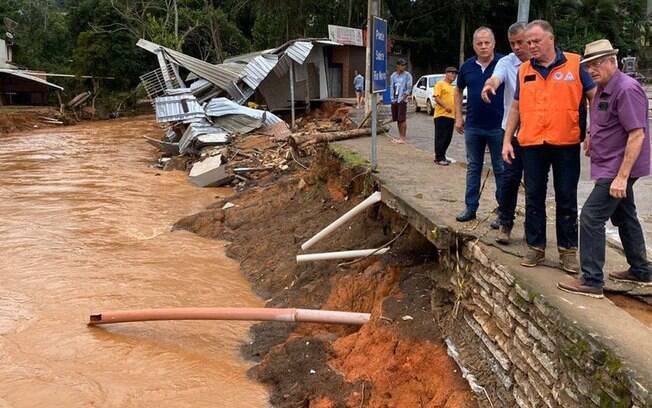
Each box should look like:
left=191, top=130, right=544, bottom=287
left=296, top=247, right=389, bottom=263
left=301, top=191, right=381, bottom=251
left=88, top=307, right=370, bottom=326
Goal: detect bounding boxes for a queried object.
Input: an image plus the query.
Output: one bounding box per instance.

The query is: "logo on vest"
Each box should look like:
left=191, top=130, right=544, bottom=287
left=565, top=72, right=575, bottom=81
left=553, top=71, right=563, bottom=80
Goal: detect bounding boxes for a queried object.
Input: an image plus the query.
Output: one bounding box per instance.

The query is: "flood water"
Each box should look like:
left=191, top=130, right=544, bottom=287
left=0, top=117, right=268, bottom=407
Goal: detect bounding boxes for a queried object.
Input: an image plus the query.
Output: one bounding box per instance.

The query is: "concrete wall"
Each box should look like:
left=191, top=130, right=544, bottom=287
left=439, top=241, right=650, bottom=408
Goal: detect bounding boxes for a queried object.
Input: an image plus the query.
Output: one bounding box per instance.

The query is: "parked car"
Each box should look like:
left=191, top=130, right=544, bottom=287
left=412, top=74, right=467, bottom=115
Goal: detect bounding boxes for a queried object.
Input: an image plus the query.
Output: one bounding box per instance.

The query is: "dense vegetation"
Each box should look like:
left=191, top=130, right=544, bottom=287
left=1, top=0, right=649, bottom=108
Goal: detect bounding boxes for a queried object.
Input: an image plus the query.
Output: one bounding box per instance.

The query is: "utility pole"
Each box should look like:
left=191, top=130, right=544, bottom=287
left=517, top=0, right=530, bottom=23
left=364, top=0, right=373, bottom=114
left=458, top=15, right=465, bottom=67
left=289, top=61, right=296, bottom=129
left=366, top=0, right=382, bottom=170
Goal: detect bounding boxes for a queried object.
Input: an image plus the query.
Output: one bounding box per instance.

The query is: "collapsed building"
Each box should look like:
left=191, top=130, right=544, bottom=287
left=137, top=37, right=360, bottom=188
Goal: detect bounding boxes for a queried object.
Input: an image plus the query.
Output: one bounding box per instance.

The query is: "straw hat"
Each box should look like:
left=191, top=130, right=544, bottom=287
left=581, top=39, right=618, bottom=64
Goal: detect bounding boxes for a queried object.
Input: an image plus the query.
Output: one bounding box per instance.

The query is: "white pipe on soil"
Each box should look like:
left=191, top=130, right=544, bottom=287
left=88, top=307, right=370, bottom=326
left=296, top=247, right=389, bottom=263
left=301, top=191, right=381, bottom=251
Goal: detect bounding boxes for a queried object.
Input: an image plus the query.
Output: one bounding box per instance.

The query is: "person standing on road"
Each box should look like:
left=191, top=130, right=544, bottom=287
left=353, top=70, right=365, bottom=109
left=454, top=27, right=505, bottom=224
left=390, top=58, right=413, bottom=144
left=481, top=22, right=530, bottom=244
left=558, top=39, right=652, bottom=298
left=502, top=20, right=596, bottom=272
left=433, top=67, right=458, bottom=165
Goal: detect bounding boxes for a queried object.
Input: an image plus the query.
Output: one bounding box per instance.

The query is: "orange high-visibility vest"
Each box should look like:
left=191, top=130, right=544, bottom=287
left=517, top=52, right=583, bottom=146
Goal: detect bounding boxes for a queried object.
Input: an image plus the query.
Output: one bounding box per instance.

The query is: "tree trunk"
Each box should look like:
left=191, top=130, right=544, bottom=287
left=174, top=0, right=179, bottom=43
left=207, top=5, right=223, bottom=63
left=458, top=15, right=465, bottom=67
left=348, top=0, right=353, bottom=26
left=289, top=127, right=389, bottom=146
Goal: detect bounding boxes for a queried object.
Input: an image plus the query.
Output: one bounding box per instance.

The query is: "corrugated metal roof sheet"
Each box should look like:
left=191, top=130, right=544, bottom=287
left=137, top=39, right=244, bottom=99
left=224, top=48, right=275, bottom=64
left=212, top=114, right=264, bottom=134
left=179, top=122, right=229, bottom=155
left=241, top=54, right=278, bottom=89
left=205, top=97, right=285, bottom=133
left=205, top=97, right=284, bottom=127
left=0, top=68, right=63, bottom=90
left=166, top=87, right=193, bottom=95
left=285, top=41, right=313, bottom=64
left=154, top=93, right=205, bottom=123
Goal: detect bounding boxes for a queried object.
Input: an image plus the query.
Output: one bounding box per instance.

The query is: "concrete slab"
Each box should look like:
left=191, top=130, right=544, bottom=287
left=333, top=135, right=652, bottom=392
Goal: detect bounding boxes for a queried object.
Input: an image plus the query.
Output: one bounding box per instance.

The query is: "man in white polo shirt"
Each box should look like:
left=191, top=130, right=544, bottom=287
left=481, top=22, right=530, bottom=244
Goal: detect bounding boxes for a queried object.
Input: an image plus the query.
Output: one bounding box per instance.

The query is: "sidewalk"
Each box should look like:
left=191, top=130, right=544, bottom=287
left=369, top=108, right=652, bottom=250
left=332, top=134, right=651, bottom=404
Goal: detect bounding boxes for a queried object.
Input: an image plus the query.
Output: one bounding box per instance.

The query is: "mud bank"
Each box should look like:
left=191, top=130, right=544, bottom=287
left=0, top=106, right=72, bottom=134
left=174, top=151, right=479, bottom=407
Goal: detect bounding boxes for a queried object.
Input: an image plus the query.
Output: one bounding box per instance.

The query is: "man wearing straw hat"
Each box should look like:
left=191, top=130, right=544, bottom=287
left=558, top=39, right=652, bottom=298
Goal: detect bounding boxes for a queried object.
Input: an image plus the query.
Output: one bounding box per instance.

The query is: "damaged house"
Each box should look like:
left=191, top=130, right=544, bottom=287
left=137, top=37, right=352, bottom=188
left=137, top=37, right=341, bottom=112
left=0, top=28, right=63, bottom=106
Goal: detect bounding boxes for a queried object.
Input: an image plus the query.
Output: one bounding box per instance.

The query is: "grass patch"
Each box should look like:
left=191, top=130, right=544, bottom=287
left=329, top=144, right=369, bottom=168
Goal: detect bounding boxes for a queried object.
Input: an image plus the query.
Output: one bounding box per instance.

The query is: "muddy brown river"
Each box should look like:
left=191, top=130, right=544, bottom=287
left=0, top=117, right=268, bottom=407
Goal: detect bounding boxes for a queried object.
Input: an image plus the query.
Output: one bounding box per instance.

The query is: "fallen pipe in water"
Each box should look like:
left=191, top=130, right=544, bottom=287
left=88, top=307, right=370, bottom=326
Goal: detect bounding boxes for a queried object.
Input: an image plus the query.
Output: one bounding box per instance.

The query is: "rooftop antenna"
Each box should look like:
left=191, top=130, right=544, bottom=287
left=3, top=17, right=18, bottom=34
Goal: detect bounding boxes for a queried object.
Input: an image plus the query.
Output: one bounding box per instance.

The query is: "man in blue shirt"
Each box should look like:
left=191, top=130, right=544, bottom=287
left=390, top=58, right=413, bottom=144
left=454, top=26, right=505, bottom=223
left=353, top=70, right=365, bottom=109
left=481, top=22, right=530, bottom=244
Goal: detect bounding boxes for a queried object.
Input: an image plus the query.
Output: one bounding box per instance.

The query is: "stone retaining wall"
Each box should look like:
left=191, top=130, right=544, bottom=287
left=439, top=240, right=650, bottom=408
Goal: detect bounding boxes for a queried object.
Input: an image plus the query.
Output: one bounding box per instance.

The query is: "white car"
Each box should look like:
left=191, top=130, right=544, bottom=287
left=412, top=74, right=467, bottom=115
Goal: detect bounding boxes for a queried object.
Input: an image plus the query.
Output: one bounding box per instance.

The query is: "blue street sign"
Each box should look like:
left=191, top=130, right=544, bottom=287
left=371, top=16, right=387, bottom=94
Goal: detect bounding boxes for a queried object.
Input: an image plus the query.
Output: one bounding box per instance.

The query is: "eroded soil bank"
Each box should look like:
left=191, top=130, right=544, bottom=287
left=175, top=150, right=480, bottom=407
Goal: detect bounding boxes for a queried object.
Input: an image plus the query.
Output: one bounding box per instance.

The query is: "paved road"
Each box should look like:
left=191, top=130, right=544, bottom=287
left=374, top=107, right=652, bottom=246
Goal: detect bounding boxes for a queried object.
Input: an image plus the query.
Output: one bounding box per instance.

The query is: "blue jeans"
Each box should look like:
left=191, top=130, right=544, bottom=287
left=521, top=143, right=580, bottom=249
left=499, top=137, right=523, bottom=228
left=464, top=127, right=504, bottom=213
left=580, top=178, right=652, bottom=288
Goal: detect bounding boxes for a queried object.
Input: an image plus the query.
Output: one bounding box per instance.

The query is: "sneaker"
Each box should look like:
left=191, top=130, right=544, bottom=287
left=456, top=209, right=476, bottom=222
left=490, top=217, right=500, bottom=230
left=559, top=247, right=579, bottom=274
left=557, top=277, right=604, bottom=298
left=495, top=225, right=512, bottom=245
left=609, top=270, right=652, bottom=286
left=434, top=159, right=450, bottom=166
left=521, top=246, right=545, bottom=267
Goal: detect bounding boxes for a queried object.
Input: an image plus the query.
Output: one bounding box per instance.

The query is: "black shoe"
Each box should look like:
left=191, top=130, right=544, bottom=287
left=456, top=209, right=476, bottom=222
left=490, top=217, right=500, bottom=230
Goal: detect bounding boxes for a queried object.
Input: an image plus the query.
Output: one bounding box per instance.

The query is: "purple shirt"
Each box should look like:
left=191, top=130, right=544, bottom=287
left=589, top=70, right=651, bottom=179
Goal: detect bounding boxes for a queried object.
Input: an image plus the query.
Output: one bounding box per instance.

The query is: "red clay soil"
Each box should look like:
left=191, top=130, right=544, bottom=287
left=174, top=150, right=478, bottom=407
